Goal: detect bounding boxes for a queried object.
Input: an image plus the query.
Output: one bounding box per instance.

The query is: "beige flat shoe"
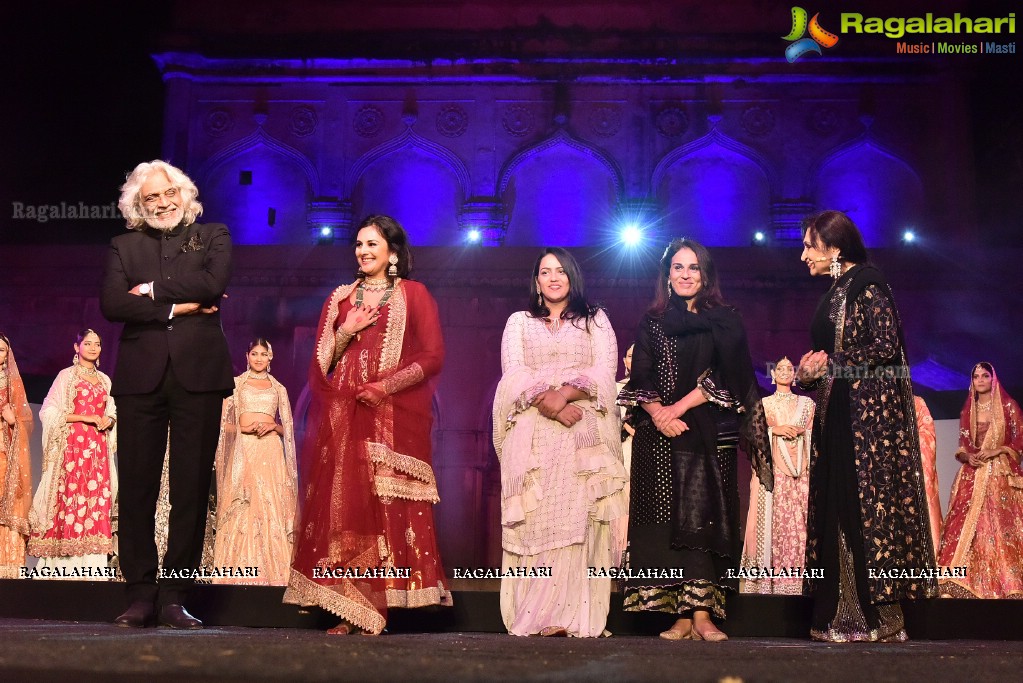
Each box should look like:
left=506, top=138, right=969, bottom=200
left=692, top=621, right=728, bottom=642
left=658, top=627, right=693, bottom=641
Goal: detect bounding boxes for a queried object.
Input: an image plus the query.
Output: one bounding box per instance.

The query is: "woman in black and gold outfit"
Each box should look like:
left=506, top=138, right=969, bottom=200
left=797, top=210, right=936, bottom=642
left=618, top=239, right=771, bottom=641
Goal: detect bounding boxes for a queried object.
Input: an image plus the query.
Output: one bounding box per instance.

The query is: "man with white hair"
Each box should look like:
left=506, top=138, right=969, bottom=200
left=101, top=160, right=233, bottom=629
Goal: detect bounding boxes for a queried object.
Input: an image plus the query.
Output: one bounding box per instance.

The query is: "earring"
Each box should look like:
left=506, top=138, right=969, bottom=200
left=770, top=371, right=776, bottom=385
left=387, top=253, right=399, bottom=277
left=537, top=292, right=543, bottom=307
left=666, top=279, right=672, bottom=298
left=73, top=352, right=79, bottom=365
left=829, top=254, right=842, bottom=279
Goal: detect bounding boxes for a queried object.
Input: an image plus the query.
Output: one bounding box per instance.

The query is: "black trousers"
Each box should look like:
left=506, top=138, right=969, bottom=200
left=115, top=362, right=223, bottom=606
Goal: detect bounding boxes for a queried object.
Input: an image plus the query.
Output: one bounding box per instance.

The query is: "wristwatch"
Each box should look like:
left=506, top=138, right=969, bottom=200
left=138, top=282, right=152, bottom=297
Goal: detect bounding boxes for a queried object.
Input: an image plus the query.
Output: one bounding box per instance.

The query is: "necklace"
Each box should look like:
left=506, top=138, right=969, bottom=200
left=78, top=364, right=99, bottom=376
left=978, top=400, right=992, bottom=412
left=247, top=370, right=269, bottom=380
left=356, top=278, right=397, bottom=308
left=772, top=391, right=797, bottom=401
left=360, top=277, right=390, bottom=292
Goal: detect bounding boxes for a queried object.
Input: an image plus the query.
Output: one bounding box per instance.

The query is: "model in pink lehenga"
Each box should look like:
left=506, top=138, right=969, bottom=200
left=212, top=338, right=297, bottom=585
left=742, top=357, right=814, bottom=595
left=28, top=330, right=117, bottom=577
left=283, top=215, right=451, bottom=635
left=938, top=362, right=1023, bottom=599
left=0, top=333, right=33, bottom=579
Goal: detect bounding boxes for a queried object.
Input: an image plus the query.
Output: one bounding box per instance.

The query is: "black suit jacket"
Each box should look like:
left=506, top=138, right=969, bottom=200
left=100, top=222, right=234, bottom=397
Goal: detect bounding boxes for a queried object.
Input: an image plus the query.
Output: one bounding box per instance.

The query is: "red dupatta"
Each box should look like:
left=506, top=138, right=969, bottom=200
left=939, top=363, right=1023, bottom=571
left=284, top=279, right=444, bottom=633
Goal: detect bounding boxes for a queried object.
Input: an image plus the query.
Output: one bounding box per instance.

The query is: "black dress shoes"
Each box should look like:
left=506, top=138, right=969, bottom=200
left=114, top=601, right=156, bottom=628
left=159, top=603, right=203, bottom=630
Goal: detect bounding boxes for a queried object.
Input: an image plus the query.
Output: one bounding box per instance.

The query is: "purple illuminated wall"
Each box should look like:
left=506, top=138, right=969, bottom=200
left=153, top=52, right=976, bottom=250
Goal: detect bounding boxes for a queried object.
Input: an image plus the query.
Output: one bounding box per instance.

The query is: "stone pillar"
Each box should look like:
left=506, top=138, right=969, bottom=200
left=458, top=199, right=507, bottom=246
left=307, top=199, right=352, bottom=243
left=616, top=197, right=662, bottom=243
left=770, top=200, right=816, bottom=242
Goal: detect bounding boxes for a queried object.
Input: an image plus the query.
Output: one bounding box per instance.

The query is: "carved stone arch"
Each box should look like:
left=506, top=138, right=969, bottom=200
left=197, top=129, right=317, bottom=243
left=347, top=129, right=470, bottom=245
left=651, top=129, right=773, bottom=245
left=198, top=128, right=318, bottom=191
left=651, top=128, right=774, bottom=196
left=347, top=128, right=471, bottom=201
left=498, top=130, right=624, bottom=246
left=497, top=129, right=624, bottom=198
left=808, top=136, right=924, bottom=247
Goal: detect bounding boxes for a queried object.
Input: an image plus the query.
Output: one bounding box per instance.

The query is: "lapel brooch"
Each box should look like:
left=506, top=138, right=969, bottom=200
left=181, top=233, right=204, bottom=253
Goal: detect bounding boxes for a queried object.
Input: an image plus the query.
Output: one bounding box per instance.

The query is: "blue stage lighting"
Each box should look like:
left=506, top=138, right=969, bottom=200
left=319, top=226, right=333, bottom=238
left=902, top=229, right=916, bottom=244
left=466, top=228, right=482, bottom=243
left=753, top=230, right=766, bottom=243
left=621, top=224, right=643, bottom=247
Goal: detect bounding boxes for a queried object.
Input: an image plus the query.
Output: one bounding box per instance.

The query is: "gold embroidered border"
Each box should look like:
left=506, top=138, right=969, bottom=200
left=315, top=284, right=357, bottom=378
left=374, top=476, right=440, bottom=503
left=377, top=280, right=406, bottom=375
left=381, top=363, right=424, bottom=396
left=367, top=441, right=440, bottom=503
left=385, top=584, right=453, bottom=609
left=948, top=465, right=990, bottom=570
left=0, top=565, right=23, bottom=579
left=366, top=442, right=437, bottom=486
left=28, top=534, right=112, bottom=558
left=283, top=568, right=387, bottom=634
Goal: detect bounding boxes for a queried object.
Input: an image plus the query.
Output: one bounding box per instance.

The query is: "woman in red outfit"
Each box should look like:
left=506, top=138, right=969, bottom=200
left=284, top=215, right=450, bottom=634
left=938, top=362, right=1023, bottom=599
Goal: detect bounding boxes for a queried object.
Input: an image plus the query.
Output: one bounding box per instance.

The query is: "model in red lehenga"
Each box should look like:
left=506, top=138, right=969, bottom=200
left=0, top=333, right=33, bottom=579
left=29, top=330, right=117, bottom=578
left=283, top=215, right=451, bottom=634
left=938, top=362, right=1023, bottom=599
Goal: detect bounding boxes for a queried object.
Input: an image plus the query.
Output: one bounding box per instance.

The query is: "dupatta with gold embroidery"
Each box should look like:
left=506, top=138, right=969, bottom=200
left=284, top=279, right=448, bottom=633
left=938, top=364, right=1023, bottom=598
left=0, top=342, right=33, bottom=579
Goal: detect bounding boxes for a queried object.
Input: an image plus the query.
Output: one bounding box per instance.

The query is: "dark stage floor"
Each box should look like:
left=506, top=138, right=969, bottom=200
left=1, top=618, right=1021, bottom=683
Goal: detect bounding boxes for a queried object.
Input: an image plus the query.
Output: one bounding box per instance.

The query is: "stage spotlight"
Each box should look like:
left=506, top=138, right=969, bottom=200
left=620, top=224, right=643, bottom=247
left=902, top=229, right=917, bottom=244
left=319, top=226, right=333, bottom=238
left=466, top=228, right=482, bottom=244
left=753, top=230, right=767, bottom=244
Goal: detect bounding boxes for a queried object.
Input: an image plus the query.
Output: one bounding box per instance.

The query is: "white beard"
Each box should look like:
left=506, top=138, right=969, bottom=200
left=144, top=206, right=182, bottom=231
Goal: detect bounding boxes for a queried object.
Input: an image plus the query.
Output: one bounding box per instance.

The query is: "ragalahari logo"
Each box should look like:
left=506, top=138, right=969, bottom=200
left=783, top=7, right=839, bottom=62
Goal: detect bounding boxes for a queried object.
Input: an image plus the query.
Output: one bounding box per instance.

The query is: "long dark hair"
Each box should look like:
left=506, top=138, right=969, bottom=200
left=648, top=238, right=725, bottom=316
left=354, top=214, right=413, bottom=281
left=527, top=247, right=601, bottom=329
left=248, top=337, right=272, bottom=353
left=801, top=210, right=869, bottom=265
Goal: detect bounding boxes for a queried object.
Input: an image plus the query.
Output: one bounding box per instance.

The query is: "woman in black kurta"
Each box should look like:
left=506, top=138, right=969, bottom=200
left=797, top=211, right=936, bottom=642
left=619, top=239, right=771, bottom=641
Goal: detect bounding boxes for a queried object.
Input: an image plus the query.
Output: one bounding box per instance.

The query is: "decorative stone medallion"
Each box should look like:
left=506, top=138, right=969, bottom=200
left=502, top=105, right=534, bottom=137
left=354, top=105, right=384, bottom=137
left=436, top=105, right=468, bottom=137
